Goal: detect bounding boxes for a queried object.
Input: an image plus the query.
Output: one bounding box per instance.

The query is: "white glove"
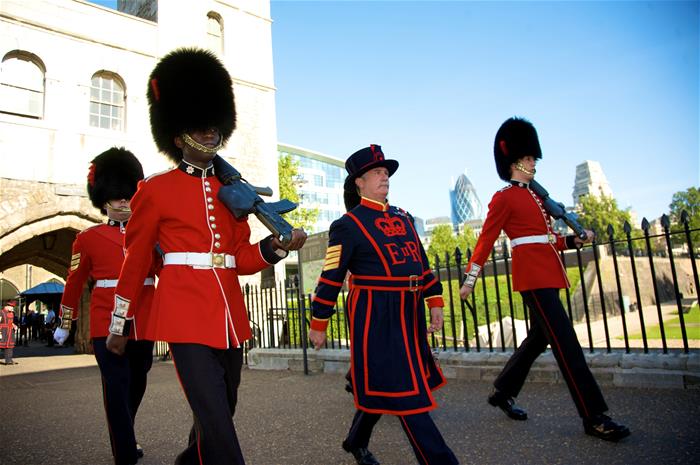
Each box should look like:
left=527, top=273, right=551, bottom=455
left=54, top=327, right=69, bottom=345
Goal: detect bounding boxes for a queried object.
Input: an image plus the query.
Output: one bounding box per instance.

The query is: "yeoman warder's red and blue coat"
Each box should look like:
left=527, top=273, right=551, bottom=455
left=311, top=197, right=446, bottom=415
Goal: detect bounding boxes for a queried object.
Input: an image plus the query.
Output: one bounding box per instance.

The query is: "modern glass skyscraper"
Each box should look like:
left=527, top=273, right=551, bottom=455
left=450, top=172, right=483, bottom=230
left=278, top=143, right=345, bottom=233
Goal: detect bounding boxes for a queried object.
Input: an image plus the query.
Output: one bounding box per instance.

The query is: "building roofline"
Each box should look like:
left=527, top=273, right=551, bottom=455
left=278, top=142, right=344, bottom=168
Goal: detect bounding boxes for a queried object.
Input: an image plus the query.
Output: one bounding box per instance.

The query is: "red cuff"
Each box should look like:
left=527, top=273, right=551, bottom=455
left=425, top=295, right=444, bottom=308
left=312, top=295, right=336, bottom=307
left=310, top=317, right=329, bottom=332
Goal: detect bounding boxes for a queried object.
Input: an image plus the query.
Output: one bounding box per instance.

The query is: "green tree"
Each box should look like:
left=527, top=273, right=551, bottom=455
left=577, top=194, right=631, bottom=238
left=456, top=225, right=477, bottom=256
left=669, top=187, right=700, bottom=249
left=278, top=154, right=319, bottom=230
left=427, top=224, right=457, bottom=264
left=577, top=194, right=650, bottom=253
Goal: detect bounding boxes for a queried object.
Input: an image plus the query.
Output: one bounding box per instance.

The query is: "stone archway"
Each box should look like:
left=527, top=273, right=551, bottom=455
left=1, top=178, right=104, bottom=353
left=0, top=278, right=20, bottom=303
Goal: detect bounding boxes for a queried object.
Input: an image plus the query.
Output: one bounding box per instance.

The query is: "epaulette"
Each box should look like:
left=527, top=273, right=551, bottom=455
left=497, top=184, right=513, bottom=193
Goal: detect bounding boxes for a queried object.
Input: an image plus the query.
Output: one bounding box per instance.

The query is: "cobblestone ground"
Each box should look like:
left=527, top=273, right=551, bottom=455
left=1, top=356, right=699, bottom=465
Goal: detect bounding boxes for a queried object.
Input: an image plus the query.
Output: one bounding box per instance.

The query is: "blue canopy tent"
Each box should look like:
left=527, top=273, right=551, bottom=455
left=18, top=281, right=64, bottom=309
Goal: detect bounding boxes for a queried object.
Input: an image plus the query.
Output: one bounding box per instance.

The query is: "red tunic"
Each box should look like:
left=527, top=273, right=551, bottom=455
left=114, top=164, right=278, bottom=349
left=59, top=223, right=157, bottom=339
left=465, top=183, right=570, bottom=291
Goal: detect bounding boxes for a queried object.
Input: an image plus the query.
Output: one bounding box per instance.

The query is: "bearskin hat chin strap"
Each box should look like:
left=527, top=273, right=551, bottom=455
left=514, top=161, right=536, bottom=176
left=182, top=133, right=223, bottom=154
left=105, top=203, right=132, bottom=214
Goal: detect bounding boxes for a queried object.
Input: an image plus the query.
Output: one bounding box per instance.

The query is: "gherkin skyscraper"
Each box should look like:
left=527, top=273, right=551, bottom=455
left=450, top=172, right=482, bottom=230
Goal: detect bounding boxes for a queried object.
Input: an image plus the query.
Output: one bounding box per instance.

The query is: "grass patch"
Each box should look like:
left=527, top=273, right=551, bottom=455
left=626, top=303, right=700, bottom=340
left=272, top=266, right=584, bottom=350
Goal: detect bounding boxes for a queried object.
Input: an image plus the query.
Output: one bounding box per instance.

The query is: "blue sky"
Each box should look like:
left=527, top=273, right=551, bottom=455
left=271, top=0, right=699, bottom=225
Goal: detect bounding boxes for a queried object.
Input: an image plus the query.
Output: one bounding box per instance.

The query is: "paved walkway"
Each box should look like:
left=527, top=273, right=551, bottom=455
left=1, top=342, right=699, bottom=465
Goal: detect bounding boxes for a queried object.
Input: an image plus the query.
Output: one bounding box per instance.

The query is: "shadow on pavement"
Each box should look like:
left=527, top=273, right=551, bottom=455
left=1, top=357, right=699, bottom=465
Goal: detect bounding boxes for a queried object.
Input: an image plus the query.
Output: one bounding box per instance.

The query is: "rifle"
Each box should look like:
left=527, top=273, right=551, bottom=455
left=528, top=179, right=588, bottom=241
left=213, top=155, right=297, bottom=245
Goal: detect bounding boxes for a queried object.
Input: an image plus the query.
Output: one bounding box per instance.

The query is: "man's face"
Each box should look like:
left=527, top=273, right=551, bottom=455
left=511, top=155, right=537, bottom=180
left=176, top=128, right=221, bottom=166
left=356, top=167, right=390, bottom=201
left=105, top=199, right=132, bottom=222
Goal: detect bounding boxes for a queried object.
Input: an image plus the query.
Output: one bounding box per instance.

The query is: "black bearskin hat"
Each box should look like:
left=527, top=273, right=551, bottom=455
left=147, top=48, right=236, bottom=163
left=87, top=147, right=144, bottom=214
left=493, top=117, right=542, bottom=181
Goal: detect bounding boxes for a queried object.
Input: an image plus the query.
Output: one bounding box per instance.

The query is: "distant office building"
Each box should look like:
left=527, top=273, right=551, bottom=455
left=424, top=216, right=453, bottom=235
left=278, top=143, right=345, bottom=233
left=572, top=160, right=613, bottom=205
left=450, top=172, right=483, bottom=231
left=462, top=218, right=484, bottom=238
left=422, top=216, right=452, bottom=249
left=629, top=209, right=640, bottom=228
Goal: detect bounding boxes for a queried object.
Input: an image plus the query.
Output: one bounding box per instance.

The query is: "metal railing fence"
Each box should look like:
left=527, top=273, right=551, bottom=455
left=147, top=213, right=699, bottom=363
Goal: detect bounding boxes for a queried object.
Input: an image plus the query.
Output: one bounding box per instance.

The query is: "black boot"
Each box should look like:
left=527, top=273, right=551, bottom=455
left=488, top=389, right=528, bottom=420
left=342, top=440, right=380, bottom=465
left=583, top=414, right=630, bottom=442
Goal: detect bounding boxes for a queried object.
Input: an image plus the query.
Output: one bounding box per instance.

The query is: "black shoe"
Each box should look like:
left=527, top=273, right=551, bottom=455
left=488, top=389, right=527, bottom=420
left=342, top=440, right=380, bottom=465
left=584, top=414, right=630, bottom=442
left=136, top=443, right=144, bottom=459
left=345, top=370, right=354, bottom=394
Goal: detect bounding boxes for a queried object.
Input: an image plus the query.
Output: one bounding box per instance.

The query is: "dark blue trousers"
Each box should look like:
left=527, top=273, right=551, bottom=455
left=494, top=288, right=608, bottom=419
left=93, top=338, right=154, bottom=465
left=170, top=344, right=244, bottom=465
left=345, top=409, right=459, bottom=465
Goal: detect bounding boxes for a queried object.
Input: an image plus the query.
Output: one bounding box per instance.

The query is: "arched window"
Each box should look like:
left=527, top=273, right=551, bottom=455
left=207, top=12, right=224, bottom=54
left=89, top=71, right=125, bottom=131
left=0, top=51, right=45, bottom=118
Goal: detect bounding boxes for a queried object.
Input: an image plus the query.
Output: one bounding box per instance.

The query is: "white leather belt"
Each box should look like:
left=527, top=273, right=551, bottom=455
left=510, top=234, right=555, bottom=248
left=95, top=278, right=155, bottom=288
left=163, top=252, right=236, bottom=269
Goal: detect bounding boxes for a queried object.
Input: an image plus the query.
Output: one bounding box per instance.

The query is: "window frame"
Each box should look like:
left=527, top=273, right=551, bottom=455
left=89, top=71, right=126, bottom=132
left=0, top=50, right=46, bottom=119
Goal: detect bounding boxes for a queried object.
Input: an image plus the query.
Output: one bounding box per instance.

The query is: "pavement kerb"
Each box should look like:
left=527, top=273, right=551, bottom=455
left=247, top=348, right=700, bottom=389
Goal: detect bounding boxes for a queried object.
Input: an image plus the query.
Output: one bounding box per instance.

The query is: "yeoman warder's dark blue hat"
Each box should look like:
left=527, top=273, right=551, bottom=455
left=343, top=144, right=399, bottom=192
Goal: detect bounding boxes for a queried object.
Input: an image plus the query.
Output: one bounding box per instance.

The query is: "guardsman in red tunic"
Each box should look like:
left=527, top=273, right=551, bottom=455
left=309, top=145, right=459, bottom=465
left=54, top=147, right=156, bottom=464
left=460, top=117, right=630, bottom=442
left=105, top=49, right=306, bottom=465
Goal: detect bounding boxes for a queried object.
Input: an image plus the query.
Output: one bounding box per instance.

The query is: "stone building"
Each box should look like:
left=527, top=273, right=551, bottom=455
left=0, top=0, right=282, bottom=344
